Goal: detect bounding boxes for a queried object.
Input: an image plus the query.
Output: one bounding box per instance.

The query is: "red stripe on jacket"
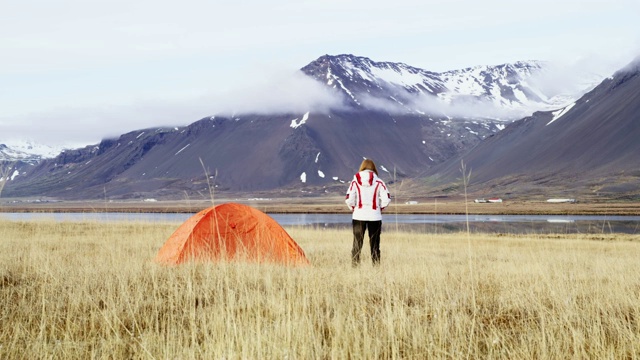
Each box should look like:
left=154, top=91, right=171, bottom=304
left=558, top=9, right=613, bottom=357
left=372, top=182, right=380, bottom=210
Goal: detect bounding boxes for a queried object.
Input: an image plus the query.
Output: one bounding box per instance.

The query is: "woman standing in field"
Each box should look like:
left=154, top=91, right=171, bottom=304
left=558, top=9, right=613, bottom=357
left=345, top=159, right=391, bottom=266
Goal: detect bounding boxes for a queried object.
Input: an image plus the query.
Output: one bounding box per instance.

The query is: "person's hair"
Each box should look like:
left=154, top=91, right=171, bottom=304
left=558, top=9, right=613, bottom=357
left=359, top=159, right=378, bottom=175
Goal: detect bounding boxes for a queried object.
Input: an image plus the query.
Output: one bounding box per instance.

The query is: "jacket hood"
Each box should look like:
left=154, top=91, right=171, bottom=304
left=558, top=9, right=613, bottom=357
left=354, top=170, right=379, bottom=187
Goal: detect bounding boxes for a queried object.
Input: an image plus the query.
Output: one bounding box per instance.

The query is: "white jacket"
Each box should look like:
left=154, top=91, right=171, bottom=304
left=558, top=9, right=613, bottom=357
left=345, top=170, right=391, bottom=221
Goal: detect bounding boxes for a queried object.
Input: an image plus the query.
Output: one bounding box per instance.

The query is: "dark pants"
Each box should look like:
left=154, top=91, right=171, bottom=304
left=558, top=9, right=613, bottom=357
left=351, top=220, right=382, bottom=266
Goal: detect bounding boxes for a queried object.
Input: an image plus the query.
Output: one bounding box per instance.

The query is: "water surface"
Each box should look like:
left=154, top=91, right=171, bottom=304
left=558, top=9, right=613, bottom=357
left=2, top=212, right=638, bottom=234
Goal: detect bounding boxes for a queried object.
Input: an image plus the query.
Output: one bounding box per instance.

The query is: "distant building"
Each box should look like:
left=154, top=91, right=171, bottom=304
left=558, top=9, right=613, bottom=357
left=405, top=201, right=419, bottom=205
left=547, top=198, right=576, bottom=203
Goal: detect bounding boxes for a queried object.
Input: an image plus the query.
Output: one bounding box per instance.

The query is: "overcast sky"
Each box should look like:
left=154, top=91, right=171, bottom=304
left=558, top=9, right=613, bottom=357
left=1, top=0, right=639, bottom=146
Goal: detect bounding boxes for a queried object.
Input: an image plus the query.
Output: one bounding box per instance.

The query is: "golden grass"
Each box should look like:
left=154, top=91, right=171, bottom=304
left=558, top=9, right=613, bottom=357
left=1, top=220, right=640, bottom=359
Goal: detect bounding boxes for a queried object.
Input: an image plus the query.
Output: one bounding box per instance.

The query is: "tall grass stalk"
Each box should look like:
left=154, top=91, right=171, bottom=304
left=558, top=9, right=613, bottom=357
left=434, top=198, right=438, bottom=235
left=393, top=166, right=399, bottom=233
left=199, top=158, right=217, bottom=208
left=0, top=162, right=15, bottom=198
left=461, top=160, right=477, bottom=359
left=2, top=220, right=640, bottom=358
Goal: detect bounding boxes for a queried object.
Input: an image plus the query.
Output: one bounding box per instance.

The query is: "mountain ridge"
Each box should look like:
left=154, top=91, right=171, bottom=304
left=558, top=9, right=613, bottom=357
left=301, top=54, right=595, bottom=119
left=2, top=54, right=602, bottom=162
left=2, top=54, right=616, bottom=200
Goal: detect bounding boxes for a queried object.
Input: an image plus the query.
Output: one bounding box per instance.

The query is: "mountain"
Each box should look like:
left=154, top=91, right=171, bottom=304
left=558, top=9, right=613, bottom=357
left=302, top=55, right=593, bottom=118
left=4, top=111, right=500, bottom=199
left=2, top=54, right=605, bottom=200
left=422, top=57, right=640, bottom=199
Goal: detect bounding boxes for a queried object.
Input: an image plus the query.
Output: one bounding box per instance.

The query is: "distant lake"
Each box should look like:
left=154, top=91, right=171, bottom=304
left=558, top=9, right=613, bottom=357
left=2, top=212, right=639, bottom=234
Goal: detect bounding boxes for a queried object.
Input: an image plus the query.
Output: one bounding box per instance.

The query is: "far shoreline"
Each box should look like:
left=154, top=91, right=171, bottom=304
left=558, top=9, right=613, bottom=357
left=1, top=197, right=639, bottom=216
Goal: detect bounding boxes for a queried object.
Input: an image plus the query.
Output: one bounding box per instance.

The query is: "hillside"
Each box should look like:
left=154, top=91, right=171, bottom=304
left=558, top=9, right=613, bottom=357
left=422, top=57, right=640, bottom=200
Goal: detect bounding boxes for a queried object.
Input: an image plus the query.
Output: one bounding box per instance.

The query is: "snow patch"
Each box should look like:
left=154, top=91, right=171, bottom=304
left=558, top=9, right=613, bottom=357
left=334, top=77, right=360, bottom=104
left=315, top=152, right=321, bottom=163
left=369, top=65, right=425, bottom=88
left=547, top=103, right=576, bottom=126
left=380, top=165, right=389, bottom=173
left=300, top=172, right=307, bottom=183
left=318, top=170, right=325, bottom=178
left=136, top=132, right=145, bottom=139
left=326, top=66, right=334, bottom=85
left=290, top=112, right=310, bottom=129
left=175, top=144, right=190, bottom=155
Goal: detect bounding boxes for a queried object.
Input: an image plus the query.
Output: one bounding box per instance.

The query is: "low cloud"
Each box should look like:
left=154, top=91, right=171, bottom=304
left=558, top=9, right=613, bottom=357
left=414, top=94, right=527, bottom=120
left=0, top=70, right=347, bottom=147
left=527, top=56, right=628, bottom=99
left=207, top=70, right=347, bottom=116
left=0, top=99, right=224, bottom=147
left=359, top=92, right=527, bottom=120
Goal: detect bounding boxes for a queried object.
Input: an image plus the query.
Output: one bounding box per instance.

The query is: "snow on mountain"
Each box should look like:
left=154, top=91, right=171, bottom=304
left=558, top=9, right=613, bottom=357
left=546, top=102, right=576, bottom=126
left=0, top=139, right=70, bottom=163
left=301, top=54, right=605, bottom=120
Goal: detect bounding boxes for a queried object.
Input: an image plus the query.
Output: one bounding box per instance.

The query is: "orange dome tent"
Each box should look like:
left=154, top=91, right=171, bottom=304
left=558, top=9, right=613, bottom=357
left=155, top=203, right=309, bottom=266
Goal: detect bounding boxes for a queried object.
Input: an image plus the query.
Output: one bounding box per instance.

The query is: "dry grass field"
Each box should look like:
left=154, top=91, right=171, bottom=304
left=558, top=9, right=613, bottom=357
left=1, top=219, right=640, bottom=359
